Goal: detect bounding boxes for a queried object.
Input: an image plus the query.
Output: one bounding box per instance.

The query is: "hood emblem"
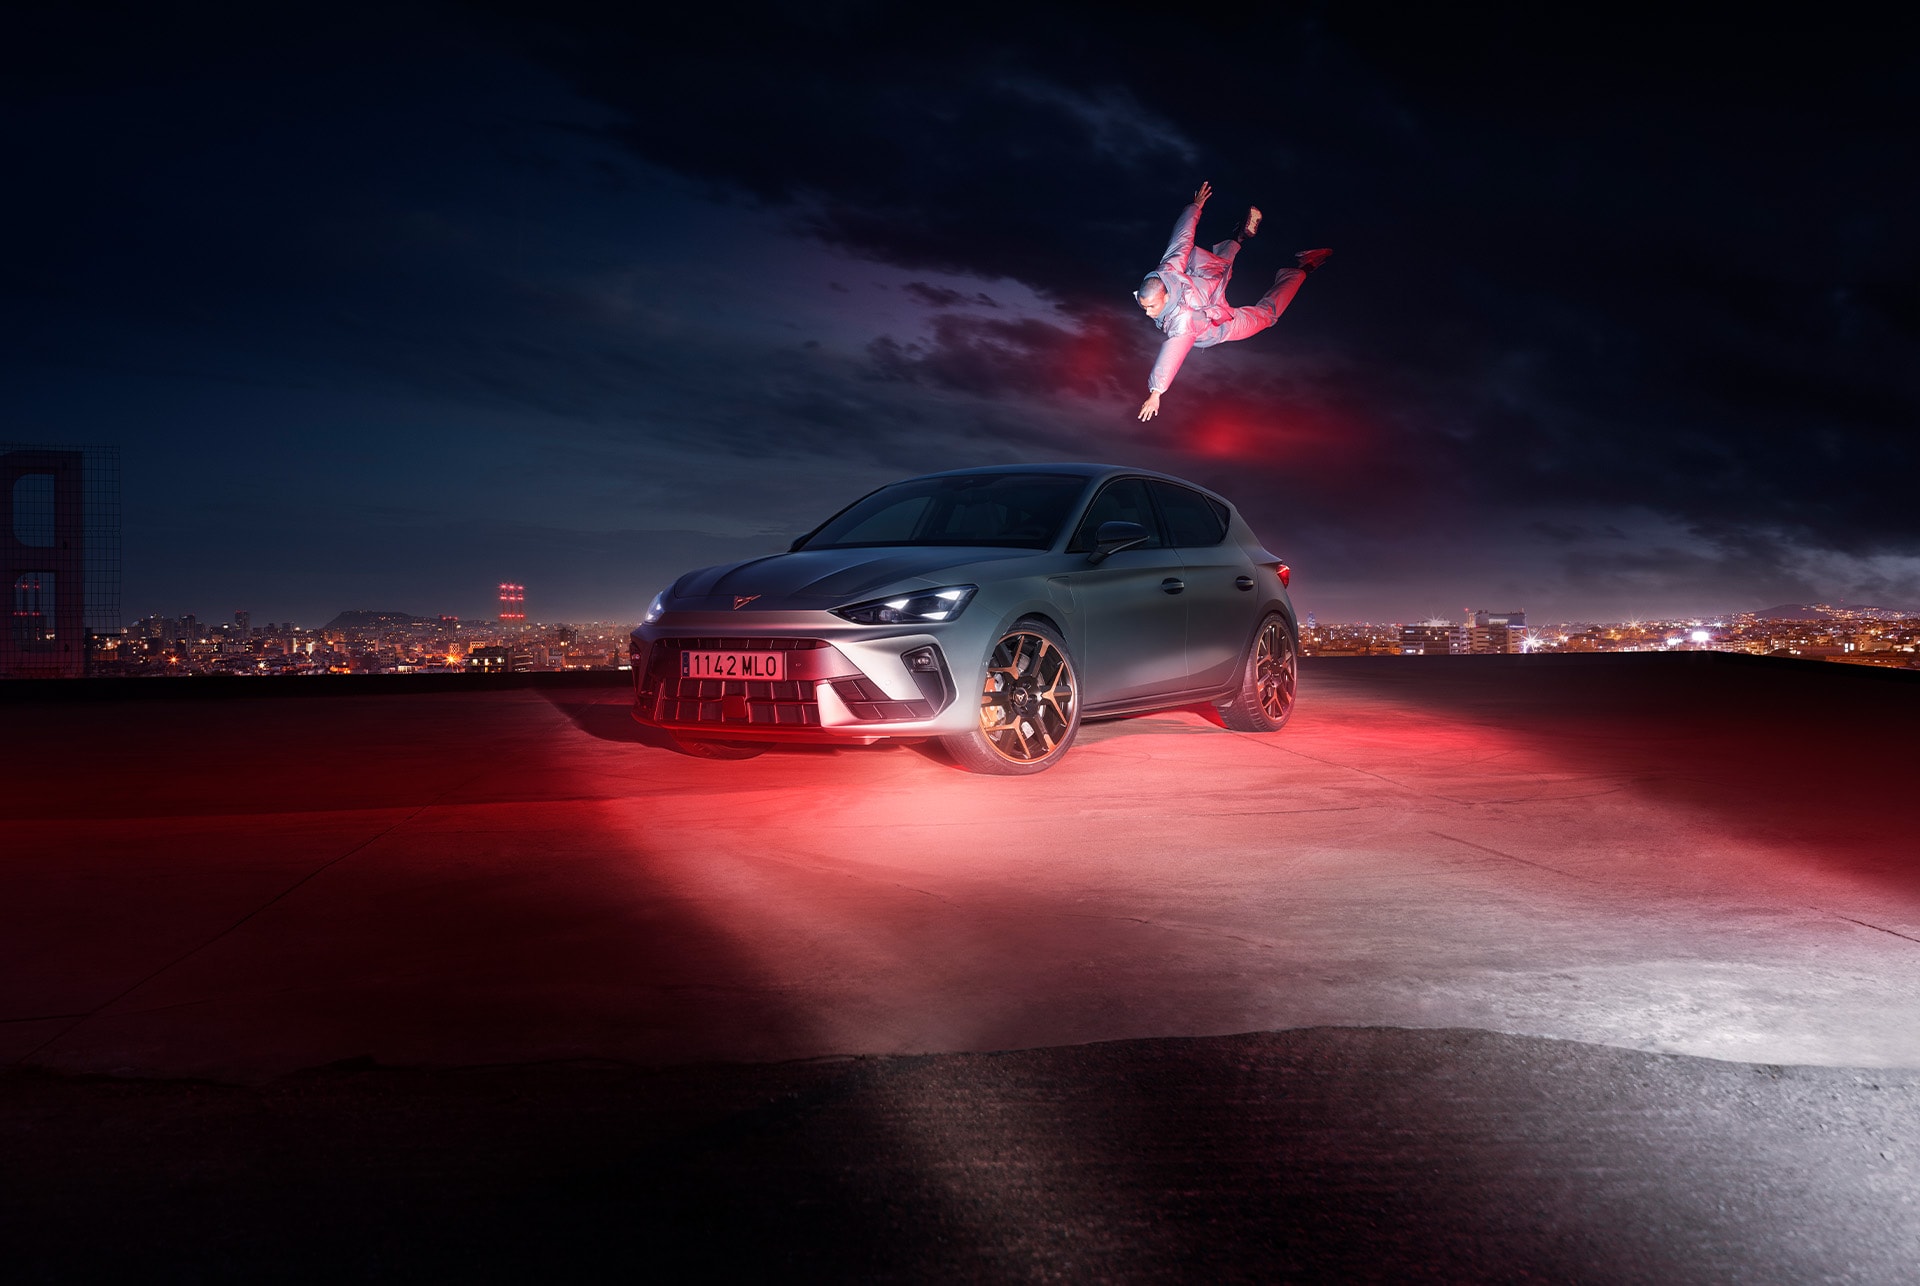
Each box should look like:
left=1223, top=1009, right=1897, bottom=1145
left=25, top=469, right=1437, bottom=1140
left=732, top=595, right=760, bottom=610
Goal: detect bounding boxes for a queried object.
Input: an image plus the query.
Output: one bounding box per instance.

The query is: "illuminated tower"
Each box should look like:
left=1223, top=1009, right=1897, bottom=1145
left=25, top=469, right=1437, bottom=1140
left=498, top=582, right=526, bottom=626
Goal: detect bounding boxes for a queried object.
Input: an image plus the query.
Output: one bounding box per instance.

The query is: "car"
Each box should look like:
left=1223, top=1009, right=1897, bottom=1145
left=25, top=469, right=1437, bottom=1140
left=629, top=463, right=1297, bottom=774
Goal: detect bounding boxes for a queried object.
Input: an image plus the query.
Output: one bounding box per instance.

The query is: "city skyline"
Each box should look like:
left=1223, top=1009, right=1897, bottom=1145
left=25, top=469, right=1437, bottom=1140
left=99, top=600, right=1919, bottom=681
left=6, top=6, right=1916, bottom=624
left=117, top=588, right=1920, bottom=636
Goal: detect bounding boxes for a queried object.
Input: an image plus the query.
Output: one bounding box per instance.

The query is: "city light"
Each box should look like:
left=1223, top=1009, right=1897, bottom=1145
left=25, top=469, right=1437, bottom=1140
left=1301, top=604, right=1920, bottom=670
left=497, top=583, right=526, bottom=624
left=84, top=609, right=632, bottom=677
left=15, top=599, right=1920, bottom=680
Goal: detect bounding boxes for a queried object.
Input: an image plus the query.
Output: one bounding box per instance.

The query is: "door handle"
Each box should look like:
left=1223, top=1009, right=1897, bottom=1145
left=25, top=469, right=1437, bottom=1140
left=1234, top=575, right=1255, bottom=591
left=1161, top=578, right=1185, bottom=594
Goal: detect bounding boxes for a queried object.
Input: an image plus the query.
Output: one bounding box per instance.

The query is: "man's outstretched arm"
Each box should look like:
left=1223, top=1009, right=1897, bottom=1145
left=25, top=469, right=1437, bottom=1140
left=1137, top=332, right=1197, bottom=420
left=1156, top=180, right=1212, bottom=270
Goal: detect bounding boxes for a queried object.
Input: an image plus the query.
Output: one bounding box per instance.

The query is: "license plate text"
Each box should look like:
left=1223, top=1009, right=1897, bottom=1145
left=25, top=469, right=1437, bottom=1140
left=681, top=650, right=786, bottom=680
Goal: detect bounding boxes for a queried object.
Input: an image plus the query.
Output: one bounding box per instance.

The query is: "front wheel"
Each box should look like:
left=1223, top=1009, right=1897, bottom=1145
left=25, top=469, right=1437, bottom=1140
left=1217, top=613, right=1297, bottom=732
left=942, top=621, right=1081, bottom=775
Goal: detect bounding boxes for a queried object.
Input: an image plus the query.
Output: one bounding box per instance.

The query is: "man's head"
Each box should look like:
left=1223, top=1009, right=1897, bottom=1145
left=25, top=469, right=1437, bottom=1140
left=1134, top=276, right=1168, bottom=319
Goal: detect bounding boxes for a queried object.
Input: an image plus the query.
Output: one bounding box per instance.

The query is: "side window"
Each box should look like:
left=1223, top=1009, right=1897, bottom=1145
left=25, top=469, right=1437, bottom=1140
left=1069, top=478, right=1164, bottom=552
left=1151, top=481, right=1228, bottom=547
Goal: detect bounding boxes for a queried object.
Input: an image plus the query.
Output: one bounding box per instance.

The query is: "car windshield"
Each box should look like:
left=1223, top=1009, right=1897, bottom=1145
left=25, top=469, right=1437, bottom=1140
left=797, top=473, right=1087, bottom=550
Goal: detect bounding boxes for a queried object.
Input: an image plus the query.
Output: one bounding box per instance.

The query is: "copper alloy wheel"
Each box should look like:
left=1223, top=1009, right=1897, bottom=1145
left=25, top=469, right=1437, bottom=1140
left=979, top=628, right=1076, bottom=764
left=1255, top=617, right=1297, bottom=721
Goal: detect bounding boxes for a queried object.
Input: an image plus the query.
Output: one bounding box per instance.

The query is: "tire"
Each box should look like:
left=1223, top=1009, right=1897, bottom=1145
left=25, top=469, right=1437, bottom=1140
left=670, top=737, right=768, bottom=760
left=942, top=620, right=1081, bottom=775
left=1217, top=613, right=1297, bottom=732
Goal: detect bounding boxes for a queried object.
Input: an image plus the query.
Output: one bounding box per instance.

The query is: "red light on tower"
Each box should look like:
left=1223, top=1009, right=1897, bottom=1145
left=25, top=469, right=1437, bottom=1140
left=498, top=583, right=525, bottom=624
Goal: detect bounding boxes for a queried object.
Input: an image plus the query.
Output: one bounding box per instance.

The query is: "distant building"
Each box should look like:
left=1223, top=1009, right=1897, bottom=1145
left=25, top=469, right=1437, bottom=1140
left=1400, top=623, right=1468, bottom=655
left=1468, top=625, right=1514, bottom=654
left=1, top=444, right=120, bottom=678
left=2, top=448, right=85, bottom=677
left=1468, top=609, right=1526, bottom=655
left=498, top=583, right=525, bottom=625
left=468, top=645, right=509, bottom=674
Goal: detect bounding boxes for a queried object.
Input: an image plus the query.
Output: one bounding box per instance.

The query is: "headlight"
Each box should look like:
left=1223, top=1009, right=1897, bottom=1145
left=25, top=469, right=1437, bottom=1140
left=642, top=591, right=667, bottom=623
left=832, top=585, right=977, bottom=625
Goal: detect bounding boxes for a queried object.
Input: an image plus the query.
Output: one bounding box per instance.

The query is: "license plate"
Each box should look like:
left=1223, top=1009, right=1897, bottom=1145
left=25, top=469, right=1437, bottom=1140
left=680, top=650, right=786, bottom=681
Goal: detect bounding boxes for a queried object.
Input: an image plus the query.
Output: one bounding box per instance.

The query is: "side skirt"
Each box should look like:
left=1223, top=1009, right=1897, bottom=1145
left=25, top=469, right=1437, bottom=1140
left=1081, top=685, right=1234, bottom=722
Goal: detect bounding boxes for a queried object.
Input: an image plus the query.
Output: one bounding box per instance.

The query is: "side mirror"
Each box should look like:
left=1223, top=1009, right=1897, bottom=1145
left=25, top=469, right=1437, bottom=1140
left=1087, top=520, right=1150, bottom=565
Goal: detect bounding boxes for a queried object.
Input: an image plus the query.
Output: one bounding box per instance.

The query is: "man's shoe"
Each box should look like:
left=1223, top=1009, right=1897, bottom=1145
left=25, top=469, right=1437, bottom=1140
left=1295, top=247, right=1333, bottom=272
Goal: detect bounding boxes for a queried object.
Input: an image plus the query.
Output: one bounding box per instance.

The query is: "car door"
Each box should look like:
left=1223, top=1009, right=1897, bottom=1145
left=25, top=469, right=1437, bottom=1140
left=1151, top=479, right=1255, bottom=691
left=1060, top=477, right=1189, bottom=706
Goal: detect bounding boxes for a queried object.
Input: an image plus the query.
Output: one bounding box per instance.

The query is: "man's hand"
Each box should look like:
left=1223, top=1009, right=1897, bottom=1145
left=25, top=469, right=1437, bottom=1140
left=1137, top=391, right=1163, bottom=421
left=1193, top=180, right=1212, bottom=207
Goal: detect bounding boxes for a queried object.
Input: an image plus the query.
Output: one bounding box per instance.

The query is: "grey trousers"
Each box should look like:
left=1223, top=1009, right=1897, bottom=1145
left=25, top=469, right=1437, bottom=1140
left=1215, top=265, right=1308, bottom=344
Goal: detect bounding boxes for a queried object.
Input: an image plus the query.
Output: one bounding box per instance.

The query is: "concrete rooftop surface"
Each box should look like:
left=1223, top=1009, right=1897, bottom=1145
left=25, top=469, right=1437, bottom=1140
left=4, top=654, right=1918, bottom=1281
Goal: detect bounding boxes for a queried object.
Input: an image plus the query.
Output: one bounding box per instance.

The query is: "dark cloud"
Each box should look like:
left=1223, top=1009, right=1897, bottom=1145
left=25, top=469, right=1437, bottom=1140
left=869, top=312, right=1137, bottom=402
left=902, top=282, right=999, bottom=309
left=1528, top=521, right=1591, bottom=545
left=470, top=2, right=1221, bottom=295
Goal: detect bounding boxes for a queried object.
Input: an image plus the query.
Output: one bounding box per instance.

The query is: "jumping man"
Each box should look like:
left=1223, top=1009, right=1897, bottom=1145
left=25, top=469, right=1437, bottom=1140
left=1134, top=180, right=1331, bottom=421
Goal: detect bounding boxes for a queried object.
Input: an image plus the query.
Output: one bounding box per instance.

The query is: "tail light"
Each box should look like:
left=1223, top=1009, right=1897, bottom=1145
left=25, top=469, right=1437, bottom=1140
left=1275, top=563, right=1292, bottom=588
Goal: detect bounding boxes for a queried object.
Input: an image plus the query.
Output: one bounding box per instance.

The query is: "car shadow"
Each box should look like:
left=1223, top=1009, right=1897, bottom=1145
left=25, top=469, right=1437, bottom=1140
left=539, top=690, right=895, bottom=760
left=541, top=691, right=677, bottom=747
left=537, top=688, right=1241, bottom=770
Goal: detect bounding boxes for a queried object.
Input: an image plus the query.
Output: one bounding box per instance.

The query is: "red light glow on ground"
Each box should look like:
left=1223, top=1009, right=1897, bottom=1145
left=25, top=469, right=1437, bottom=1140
left=4, top=658, right=1917, bottom=1088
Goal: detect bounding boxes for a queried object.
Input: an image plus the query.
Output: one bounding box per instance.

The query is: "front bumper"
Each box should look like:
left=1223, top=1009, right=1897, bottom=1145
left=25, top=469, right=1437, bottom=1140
left=631, top=612, right=971, bottom=744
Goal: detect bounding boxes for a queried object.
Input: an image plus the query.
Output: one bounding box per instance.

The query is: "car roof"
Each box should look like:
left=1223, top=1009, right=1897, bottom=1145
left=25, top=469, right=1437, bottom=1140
left=908, top=462, right=1235, bottom=507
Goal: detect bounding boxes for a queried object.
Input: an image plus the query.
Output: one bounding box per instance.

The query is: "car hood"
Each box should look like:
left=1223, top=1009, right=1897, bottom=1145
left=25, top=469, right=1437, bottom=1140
left=670, top=546, right=1036, bottom=608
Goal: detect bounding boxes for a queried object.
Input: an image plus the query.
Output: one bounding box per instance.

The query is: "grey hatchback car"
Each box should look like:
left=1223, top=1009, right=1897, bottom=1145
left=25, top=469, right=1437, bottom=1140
left=630, top=463, right=1297, bottom=774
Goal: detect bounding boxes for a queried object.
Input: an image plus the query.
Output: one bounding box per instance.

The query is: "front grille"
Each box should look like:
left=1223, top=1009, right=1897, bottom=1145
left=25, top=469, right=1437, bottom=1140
left=641, top=638, right=824, bottom=727
left=831, top=677, right=934, bottom=722
left=657, top=677, right=819, bottom=726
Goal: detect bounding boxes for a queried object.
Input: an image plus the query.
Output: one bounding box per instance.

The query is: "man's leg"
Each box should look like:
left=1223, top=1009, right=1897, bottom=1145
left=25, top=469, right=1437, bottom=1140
left=1189, top=237, right=1240, bottom=283
left=1217, top=251, right=1330, bottom=343
left=1217, top=265, right=1307, bottom=343
left=1195, top=209, right=1257, bottom=287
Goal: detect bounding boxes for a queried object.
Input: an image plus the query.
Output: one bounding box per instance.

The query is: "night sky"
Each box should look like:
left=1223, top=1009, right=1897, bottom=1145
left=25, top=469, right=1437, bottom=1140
left=6, top=3, right=1916, bottom=625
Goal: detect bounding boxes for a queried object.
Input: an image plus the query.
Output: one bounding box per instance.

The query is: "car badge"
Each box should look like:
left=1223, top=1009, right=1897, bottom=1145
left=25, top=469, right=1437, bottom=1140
left=732, top=595, right=760, bottom=610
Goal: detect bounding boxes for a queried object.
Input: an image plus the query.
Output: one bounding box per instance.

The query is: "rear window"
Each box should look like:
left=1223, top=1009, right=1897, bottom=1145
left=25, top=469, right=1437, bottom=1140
left=1150, top=481, right=1229, bottom=546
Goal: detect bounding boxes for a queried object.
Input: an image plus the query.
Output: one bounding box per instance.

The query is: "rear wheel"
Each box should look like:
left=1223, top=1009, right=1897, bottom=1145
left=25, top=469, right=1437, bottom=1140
left=1217, top=613, right=1297, bottom=732
left=942, top=621, right=1080, bottom=775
